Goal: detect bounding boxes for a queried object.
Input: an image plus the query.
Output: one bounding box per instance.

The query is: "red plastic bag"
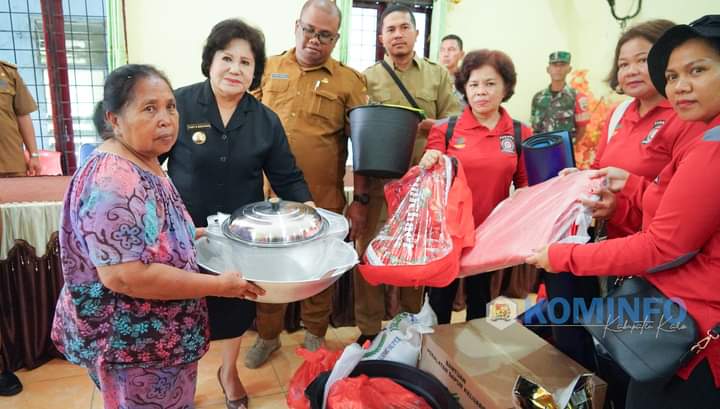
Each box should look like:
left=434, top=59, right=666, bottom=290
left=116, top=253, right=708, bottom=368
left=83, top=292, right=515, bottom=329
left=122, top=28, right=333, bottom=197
left=460, top=171, right=600, bottom=276
left=327, top=375, right=433, bottom=409
left=358, top=156, right=475, bottom=288
left=287, top=347, right=342, bottom=409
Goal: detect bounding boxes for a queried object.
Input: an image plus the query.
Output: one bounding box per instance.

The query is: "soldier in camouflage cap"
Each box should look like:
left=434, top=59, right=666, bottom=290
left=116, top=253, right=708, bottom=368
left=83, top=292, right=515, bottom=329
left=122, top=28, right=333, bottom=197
left=530, top=51, right=590, bottom=142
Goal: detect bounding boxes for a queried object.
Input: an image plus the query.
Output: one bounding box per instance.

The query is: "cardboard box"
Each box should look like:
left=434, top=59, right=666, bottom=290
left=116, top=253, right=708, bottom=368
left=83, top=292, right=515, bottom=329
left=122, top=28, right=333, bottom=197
left=419, top=319, right=606, bottom=409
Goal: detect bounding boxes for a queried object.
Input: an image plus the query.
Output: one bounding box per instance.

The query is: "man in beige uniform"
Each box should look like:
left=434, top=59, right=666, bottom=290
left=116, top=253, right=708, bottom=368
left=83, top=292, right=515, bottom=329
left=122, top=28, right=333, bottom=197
left=0, top=60, right=40, bottom=177
left=356, top=4, right=461, bottom=343
left=246, top=0, right=368, bottom=368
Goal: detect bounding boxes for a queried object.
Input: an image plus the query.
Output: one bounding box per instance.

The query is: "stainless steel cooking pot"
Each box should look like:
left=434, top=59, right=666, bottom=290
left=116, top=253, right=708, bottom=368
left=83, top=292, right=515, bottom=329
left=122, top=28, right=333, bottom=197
left=197, top=199, right=358, bottom=303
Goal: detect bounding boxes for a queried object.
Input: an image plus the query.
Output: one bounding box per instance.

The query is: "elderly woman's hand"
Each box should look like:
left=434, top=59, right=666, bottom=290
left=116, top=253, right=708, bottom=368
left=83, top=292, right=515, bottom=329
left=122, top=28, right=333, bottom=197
left=526, top=246, right=555, bottom=272
left=217, top=271, right=266, bottom=299
left=419, top=149, right=443, bottom=169
left=581, top=186, right=617, bottom=219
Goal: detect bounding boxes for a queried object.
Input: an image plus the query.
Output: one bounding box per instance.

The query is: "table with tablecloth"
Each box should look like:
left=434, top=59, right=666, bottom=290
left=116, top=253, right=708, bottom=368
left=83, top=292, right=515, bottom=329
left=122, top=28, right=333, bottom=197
left=0, top=176, right=70, bottom=372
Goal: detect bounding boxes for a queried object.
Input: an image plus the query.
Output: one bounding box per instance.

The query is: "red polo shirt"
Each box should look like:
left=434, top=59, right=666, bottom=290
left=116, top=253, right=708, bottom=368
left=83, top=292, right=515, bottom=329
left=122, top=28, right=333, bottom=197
left=591, top=99, right=707, bottom=237
left=550, top=115, right=720, bottom=385
left=426, top=106, right=531, bottom=227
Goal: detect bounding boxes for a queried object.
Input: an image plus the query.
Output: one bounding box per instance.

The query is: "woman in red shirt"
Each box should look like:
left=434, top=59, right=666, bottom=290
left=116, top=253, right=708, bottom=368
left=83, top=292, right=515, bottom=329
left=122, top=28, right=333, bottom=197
left=590, top=19, right=709, bottom=239
left=419, top=49, right=531, bottom=324
left=530, top=15, right=720, bottom=409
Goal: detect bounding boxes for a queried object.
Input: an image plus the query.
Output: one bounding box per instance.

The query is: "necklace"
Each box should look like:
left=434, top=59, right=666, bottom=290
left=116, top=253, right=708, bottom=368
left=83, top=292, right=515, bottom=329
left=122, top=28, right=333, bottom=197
left=112, top=137, right=163, bottom=176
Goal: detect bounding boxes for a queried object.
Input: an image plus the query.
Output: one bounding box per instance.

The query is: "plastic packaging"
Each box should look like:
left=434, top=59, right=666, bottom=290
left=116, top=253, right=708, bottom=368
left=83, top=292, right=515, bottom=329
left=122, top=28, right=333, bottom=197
left=460, top=171, right=600, bottom=276
left=359, top=156, right=475, bottom=287
left=366, top=156, right=453, bottom=266
left=327, top=375, right=433, bottom=409
left=287, top=348, right=342, bottom=409
left=361, top=296, right=438, bottom=367
left=322, top=343, right=366, bottom=409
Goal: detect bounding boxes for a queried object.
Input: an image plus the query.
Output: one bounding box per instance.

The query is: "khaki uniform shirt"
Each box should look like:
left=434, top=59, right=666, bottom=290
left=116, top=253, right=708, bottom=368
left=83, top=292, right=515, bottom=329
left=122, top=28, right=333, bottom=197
left=254, top=49, right=367, bottom=211
left=363, top=54, right=461, bottom=194
left=0, top=60, right=37, bottom=173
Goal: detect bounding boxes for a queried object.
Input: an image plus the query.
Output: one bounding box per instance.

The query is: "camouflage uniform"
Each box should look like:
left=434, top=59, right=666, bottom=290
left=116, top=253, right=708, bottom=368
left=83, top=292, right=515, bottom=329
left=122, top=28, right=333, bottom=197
left=530, top=84, right=589, bottom=137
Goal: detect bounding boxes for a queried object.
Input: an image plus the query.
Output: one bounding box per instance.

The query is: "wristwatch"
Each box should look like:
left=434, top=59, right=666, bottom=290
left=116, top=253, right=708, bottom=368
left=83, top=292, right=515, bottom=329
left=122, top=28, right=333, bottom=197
left=353, top=193, right=370, bottom=205
left=30, top=152, right=40, bottom=158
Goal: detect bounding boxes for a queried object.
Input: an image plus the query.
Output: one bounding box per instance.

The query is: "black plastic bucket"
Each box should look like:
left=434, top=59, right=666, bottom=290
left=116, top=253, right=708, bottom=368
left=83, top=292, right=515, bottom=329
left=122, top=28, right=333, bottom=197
left=305, top=360, right=459, bottom=409
left=522, top=133, right=574, bottom=186
left=349, top=104, right=422, bottom=178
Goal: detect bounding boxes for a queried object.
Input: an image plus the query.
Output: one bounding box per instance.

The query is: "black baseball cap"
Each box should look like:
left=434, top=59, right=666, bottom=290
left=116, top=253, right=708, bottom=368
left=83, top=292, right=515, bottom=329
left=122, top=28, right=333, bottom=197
left=648, top=15, right=720, bottom=97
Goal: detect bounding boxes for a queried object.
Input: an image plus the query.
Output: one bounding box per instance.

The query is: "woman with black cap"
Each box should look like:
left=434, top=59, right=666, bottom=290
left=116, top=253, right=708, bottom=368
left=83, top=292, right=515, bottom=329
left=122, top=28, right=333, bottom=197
left=528, top=15, right=720, bottom=408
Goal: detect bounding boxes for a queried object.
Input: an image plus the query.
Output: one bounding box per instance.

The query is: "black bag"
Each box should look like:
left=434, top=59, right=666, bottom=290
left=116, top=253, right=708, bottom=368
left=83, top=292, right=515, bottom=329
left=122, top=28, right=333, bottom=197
left=580, top=277, right=718, bottom=383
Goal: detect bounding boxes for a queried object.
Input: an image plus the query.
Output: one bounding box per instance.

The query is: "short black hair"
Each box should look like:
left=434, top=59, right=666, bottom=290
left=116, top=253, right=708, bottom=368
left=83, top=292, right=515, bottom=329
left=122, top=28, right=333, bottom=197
left=456, top=49, right=517, bottom=103
left=380, top=4, right=416, bottom=29
left=201, top=19, right=266, bottom=90
left=102, top=64, right=173, bottom=124
left=441, top=34, right=463, bottom=51
left=92, top=101, right=113, bottom=140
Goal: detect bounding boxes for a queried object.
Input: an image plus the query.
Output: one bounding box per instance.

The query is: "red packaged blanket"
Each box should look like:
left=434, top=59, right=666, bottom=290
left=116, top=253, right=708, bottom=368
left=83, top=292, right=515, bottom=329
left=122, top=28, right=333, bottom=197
left=460, top=171, right=600, bottom=276
left=359, top=156, right=474, bottom=288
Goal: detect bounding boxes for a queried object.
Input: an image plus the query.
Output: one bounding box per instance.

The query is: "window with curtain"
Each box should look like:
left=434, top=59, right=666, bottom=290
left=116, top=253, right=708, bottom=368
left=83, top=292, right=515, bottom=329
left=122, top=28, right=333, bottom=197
left=348, top=0, right=432, bottom=72
left=0, top=0, right=111, bottom=163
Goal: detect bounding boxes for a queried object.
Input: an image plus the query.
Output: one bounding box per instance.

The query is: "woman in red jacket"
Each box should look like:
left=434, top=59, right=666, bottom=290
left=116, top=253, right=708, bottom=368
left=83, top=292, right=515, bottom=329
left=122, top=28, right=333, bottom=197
left=419, top=49, right=531, bottom=324
left=529, top=15, right=720, bottom=409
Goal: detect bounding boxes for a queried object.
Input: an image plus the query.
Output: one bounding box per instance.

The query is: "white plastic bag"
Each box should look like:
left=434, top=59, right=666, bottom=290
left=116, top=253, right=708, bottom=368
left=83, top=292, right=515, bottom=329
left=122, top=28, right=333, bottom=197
left=323, top=343, right=365, bottom=409
left=361, top=296, right=437, bottom=367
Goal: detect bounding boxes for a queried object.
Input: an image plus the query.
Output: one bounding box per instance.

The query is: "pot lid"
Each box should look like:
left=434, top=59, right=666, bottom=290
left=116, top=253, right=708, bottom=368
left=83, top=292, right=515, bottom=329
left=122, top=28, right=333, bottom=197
left=222, top=198, right=327, bottom=247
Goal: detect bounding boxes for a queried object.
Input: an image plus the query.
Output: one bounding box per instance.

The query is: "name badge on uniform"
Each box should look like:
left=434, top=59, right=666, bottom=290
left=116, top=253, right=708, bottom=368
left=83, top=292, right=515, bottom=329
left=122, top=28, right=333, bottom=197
left=271, top=73, right=289, bottom=80
left=0, top=79, right=8, bottom=90
left=499, top=135, right=516, bottom=154
left=641, top=120, right=665, bottom=145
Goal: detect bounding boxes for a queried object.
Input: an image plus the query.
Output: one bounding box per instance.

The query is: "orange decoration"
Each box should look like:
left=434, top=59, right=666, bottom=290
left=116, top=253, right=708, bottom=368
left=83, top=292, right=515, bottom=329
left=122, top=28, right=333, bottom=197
left=568, top=69, right=623, bottom=169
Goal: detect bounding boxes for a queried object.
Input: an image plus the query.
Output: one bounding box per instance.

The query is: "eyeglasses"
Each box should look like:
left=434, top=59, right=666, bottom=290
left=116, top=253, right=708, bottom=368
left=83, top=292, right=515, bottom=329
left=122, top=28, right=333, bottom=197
left=297, top=21, right=337, bottom=45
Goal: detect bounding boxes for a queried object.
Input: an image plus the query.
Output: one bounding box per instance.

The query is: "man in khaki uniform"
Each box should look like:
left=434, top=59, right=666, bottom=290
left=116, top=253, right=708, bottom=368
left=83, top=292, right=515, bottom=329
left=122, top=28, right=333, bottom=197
left=0, top=60, right=40, bottom=177
left=246, top=0, right=368, bottom=368
left=356, top=4, right=462, bottom=343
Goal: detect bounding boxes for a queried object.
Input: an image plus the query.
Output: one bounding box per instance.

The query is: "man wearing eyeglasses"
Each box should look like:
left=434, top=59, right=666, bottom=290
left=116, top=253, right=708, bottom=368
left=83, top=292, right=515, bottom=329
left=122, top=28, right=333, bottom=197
left=355, top=4, right=462, bottom=345
left=246, top=0, right=368, bottom=369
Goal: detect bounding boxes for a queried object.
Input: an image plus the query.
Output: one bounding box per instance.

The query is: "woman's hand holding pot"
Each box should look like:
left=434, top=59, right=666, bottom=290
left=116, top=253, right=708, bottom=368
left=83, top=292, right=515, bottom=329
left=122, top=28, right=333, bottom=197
left=216, top=271, right=266, bottom=299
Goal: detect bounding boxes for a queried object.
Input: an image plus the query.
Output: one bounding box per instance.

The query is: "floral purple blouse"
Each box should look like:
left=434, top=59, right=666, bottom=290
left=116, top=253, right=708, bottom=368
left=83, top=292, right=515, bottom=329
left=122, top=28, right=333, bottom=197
left=51, top=152, right=209, bottom=369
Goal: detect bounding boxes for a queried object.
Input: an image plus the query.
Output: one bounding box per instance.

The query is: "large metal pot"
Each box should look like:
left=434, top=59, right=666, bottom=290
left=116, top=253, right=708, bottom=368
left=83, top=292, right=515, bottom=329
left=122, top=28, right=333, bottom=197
left=196, top=199, right=358, bottom=303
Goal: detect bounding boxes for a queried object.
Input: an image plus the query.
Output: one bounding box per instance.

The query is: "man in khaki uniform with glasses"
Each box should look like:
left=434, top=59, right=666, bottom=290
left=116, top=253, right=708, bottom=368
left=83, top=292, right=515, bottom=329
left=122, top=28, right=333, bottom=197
left=0, top=60, right=40, bottom=177
left=355, top=4, right=461, bottom=344
left=246, top=0, right=369, bottom=368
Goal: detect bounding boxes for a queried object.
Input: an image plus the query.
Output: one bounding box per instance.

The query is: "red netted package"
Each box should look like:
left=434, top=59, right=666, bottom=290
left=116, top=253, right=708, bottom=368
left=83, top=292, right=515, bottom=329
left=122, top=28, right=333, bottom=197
left=358, top=156, right=475, bottom=288
left=460, top=171, right=601, bottom=276
left=326, top=375, right=433, bottom=409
